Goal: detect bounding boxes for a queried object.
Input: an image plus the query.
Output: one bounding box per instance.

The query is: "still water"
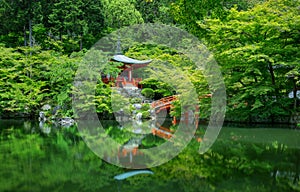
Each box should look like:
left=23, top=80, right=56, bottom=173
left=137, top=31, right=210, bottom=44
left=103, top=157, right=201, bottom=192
left=0, top=119, right=300, bottom=192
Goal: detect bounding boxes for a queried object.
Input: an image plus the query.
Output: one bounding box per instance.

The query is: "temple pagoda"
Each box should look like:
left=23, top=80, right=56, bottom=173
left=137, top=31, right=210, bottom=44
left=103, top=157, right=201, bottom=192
left=102, top=53, right=152, bottom=88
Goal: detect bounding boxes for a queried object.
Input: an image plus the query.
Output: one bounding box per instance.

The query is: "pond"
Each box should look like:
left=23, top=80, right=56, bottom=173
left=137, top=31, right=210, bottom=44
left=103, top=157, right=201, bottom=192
left=0, top=119, right=300, bottom=192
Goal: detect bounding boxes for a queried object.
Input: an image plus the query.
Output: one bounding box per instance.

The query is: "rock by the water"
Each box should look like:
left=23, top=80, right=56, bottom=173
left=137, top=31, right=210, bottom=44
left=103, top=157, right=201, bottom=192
left=38, top=111, right=46, bottom=122
left=52, top=106, right=61, bottom=115
left=136, top=112, right=142, bottom=120
left=39, top=121, right=51, bottom=134
left=133, top=103, right=142, bottom=110
left=58, top=117, right=75, bottom=127
left=41, top=104, right=51, bottom=111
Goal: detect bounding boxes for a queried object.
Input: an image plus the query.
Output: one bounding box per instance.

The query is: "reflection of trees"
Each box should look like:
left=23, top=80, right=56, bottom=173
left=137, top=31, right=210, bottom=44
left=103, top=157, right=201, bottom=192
left=1, top=122, right=300, bottom=191
left=150, top=130, right=300, bottom=191
left=0, top=128, right=121, bottom=192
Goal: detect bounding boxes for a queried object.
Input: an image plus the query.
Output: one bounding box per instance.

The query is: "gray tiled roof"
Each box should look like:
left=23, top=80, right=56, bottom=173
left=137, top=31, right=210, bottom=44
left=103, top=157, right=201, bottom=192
left=112, top=54, right=152, bottom=64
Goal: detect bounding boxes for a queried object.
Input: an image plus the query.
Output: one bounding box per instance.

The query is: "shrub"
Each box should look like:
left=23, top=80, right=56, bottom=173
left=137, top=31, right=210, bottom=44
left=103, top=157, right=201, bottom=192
left=141, top=88, right=154, bottom=99
left=141, top=103, right=150, bottom=111
left=142, top=111, right=150, bottom=119
left=130, top=97, right=142, bottom=104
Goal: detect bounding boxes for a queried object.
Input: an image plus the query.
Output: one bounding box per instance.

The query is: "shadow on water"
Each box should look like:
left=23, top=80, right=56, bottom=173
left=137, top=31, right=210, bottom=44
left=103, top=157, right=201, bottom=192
left=0, top=119, right=300, bottom=191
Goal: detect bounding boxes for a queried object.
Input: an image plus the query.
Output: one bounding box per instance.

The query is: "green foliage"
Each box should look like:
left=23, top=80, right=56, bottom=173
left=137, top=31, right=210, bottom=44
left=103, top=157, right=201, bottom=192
left=167, top=0, right=265, bottom=37
left=72, top=49, right=124, bottom=119
left=0, top=45, right=82, bottom=117
left=0, top=0, right=105, bottom=52
left=0, top=0, right=299, bottom=123
left=134, top=0, right=173, bottom=23
left=140, top=78, right=175, bottom=99
left=202, top=0, right=300, bottom=121
left=141, top=110, right=150, bottom=119
left=141, top=88, right=154, bottom=99
left=102, top=0, right=144, bottom=28
left=130, top=97, right=142, bottom=104
left=141, top=103, right=150, bottom=111
left=169, top=100, right=181, bottom=118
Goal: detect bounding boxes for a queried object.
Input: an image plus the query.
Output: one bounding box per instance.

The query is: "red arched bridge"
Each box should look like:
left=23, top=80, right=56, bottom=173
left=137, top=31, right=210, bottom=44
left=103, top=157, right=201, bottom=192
left=151, top=95, right=178, bottom=114
left=151, top=94, right=211, bottom=113
left=151, top=94, right=211, bottom=126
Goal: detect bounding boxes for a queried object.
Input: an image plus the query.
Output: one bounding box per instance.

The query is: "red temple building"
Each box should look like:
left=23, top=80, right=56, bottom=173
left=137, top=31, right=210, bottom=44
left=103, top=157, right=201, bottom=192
left=102, top=54, right=152, bottom=88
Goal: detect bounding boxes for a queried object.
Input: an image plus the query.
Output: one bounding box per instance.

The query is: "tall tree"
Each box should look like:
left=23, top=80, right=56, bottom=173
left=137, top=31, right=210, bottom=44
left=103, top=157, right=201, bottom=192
left=134, top=0, right=174, bottom=23
left=47, top=0, right=105, bottom=52
left=0, top=0, right=43, bottom=47
left=102, top=0, right=144, bottom=29
left=202, top=0, right=300, bottom=122
left=169, top=0, right=266, bottom=37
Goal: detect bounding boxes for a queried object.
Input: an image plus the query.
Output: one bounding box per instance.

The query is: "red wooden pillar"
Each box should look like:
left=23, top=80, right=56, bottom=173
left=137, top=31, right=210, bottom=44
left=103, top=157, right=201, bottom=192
left=128, top=69, right=132, bottom=82
left=195, top=105, right=199, bottom=129
left=184, top=111, right=188, bottom=125
left=172, top=116, right=177, bottom=125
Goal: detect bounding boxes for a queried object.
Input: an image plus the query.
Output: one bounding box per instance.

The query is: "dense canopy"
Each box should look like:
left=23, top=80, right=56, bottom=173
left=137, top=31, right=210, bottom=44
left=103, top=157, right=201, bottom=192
left=0, top=0, right=299, bottom=123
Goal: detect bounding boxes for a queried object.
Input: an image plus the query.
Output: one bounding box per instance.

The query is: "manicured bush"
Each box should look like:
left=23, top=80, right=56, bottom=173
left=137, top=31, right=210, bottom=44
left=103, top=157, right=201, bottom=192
left=142, top=111, right=150, bottom=119
left=141, top=88, right=154, bottom=99
left=141, top=103, right=150, bottom=111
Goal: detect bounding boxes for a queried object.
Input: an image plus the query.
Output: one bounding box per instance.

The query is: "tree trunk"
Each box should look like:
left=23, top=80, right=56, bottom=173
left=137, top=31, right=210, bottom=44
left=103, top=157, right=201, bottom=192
left=268, top=63, right=276, bottom=86
left=29, top=0, right=33, bottom=49
left=293, top=78, right=297, bottom=110
left=29, top=19, right=33, bottom=80
left=80, top=35, right=83, bottom=50
left=23, top=25, right=27, bottom=46
left=29, top=19, right=33, bottom=48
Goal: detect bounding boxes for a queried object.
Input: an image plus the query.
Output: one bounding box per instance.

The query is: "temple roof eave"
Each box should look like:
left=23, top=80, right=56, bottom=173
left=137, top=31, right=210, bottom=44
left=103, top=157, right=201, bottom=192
left=112, top=54, right=152, bottom=65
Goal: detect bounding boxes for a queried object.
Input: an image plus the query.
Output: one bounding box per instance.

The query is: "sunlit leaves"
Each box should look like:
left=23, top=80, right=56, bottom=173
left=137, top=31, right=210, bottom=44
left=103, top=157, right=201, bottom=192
left=102, top=0, right=144, bottom=28
left=0, top=46, right=82, bottom=117
left=203, top=0, right=300, bottom=121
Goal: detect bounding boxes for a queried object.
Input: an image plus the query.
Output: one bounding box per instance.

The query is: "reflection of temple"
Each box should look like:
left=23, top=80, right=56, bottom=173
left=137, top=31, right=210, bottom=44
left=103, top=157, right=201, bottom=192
left=117, top=136, right=144, bottom=164
left=102, top=54, right=152, bottom=88
left=104, top=116, right=202, bottom=168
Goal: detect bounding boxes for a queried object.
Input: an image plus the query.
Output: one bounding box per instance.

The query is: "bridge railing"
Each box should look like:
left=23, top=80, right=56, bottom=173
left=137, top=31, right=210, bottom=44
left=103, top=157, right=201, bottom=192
left=151, top=95, right=178, bottom=108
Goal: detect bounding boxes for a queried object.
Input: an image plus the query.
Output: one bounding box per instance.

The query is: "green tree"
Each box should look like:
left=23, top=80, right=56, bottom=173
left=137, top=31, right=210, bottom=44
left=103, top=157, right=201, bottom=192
left=0, top=45, right=82, bottom=118
left=169, top=0, right=267, bottom=37
left=134, top=0, right=174, bottom=23
left=102, top=0, right=144, bottom=29
left=0, top=0, right=105, bottom=52
left=0, top=0, right=44, bottom=47
left=0, top=46, right=46, bottom=116
left=202, top=0, right=300, bottom=122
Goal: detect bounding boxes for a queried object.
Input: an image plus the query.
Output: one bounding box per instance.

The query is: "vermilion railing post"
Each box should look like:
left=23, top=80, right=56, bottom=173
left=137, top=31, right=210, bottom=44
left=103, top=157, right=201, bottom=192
left=195, top=105, right=199, bottom=128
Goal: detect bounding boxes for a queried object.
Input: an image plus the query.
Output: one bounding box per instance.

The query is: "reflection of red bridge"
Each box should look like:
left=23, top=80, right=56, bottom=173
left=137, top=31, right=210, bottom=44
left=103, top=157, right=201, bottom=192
left=151, top=95, right=178, bottom=113
left=152, top=123, right=174, bottom=139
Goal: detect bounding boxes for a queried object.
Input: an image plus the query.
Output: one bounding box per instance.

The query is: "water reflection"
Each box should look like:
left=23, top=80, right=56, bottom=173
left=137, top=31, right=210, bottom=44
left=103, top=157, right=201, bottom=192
left=0, top=120, right=300, bottom=191
left=88, top=115, right=199, bottom=169
left=104, top=119, right=177, bottom=167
